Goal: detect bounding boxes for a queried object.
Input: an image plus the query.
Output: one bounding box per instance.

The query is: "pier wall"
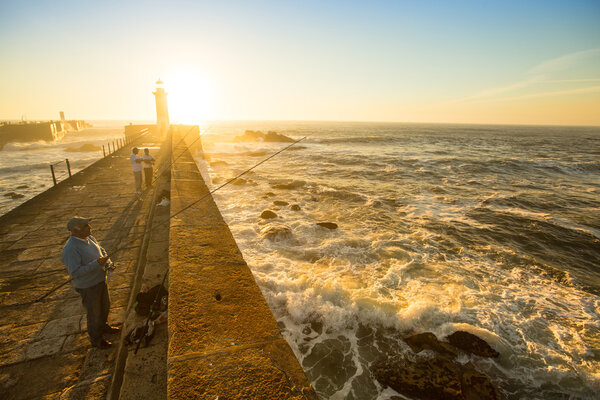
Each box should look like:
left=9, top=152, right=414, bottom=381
left=167, top=127, right=316, bottom=399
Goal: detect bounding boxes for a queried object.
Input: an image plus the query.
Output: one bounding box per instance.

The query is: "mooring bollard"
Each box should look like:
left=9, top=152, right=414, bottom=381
left=65, top=159, right=72, bottom=177
left=50, top=164, right=57, bottom=186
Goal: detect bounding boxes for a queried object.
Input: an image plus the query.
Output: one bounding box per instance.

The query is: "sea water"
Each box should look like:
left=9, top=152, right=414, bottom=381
left=0, top=126, right=125, bottom=215
left=195, top=121, right=600, bottom=400
left=2, top=121, right=598, bottom=399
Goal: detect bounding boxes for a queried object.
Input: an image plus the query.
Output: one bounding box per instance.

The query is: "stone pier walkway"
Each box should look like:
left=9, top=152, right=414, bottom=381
left=0, top=132, right=167, bottom=399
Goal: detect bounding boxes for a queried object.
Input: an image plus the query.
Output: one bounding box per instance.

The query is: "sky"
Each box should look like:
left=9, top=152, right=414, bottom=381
left=1, top=0, right=599, bottom=126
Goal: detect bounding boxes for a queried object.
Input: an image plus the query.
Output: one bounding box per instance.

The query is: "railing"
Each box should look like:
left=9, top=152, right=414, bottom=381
left=48, top=129, right=147, bottom=186
left=49, top=159, right=72, bottom=186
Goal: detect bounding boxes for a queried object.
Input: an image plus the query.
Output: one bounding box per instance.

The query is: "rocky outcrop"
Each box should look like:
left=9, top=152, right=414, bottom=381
left=273, top=201, right=289, bottom=206
left=446, top=331, right=499, bottom=358
left=233, top=130, right=295, bottom=143
left=3, top=192, right=25, bottom=199
left=405, top=332, right=457, bottom=358
left=65, top=143, right=101, bottom=152
left=374, top=330, right=502, bottom=400
left=230, top=178, right=247, bottom=186
left=260, top=210, right=278, bottom=219
left=270, top=180, right=305, bottom=190
left=373, top=357, right=500, bottom=400
left=260, top=224, right=293, bottom=241
left=316, top=222, right=338, bottom=230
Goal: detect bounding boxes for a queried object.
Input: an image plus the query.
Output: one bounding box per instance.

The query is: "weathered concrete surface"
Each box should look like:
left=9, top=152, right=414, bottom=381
left=167, top=132, right=316, bottom=399
left=116, top=135, right=172, bottom=400
left=0, top=131, right=165, bottom=399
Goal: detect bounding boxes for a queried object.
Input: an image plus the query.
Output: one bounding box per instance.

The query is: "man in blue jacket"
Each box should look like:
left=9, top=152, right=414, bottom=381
left=62, top=217, right=120, bottom=348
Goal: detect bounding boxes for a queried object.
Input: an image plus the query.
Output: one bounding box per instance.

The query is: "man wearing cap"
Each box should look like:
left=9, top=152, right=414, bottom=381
left=62, top=217, right=120, bottom=349
left=130, top=147, right=143, bottom=194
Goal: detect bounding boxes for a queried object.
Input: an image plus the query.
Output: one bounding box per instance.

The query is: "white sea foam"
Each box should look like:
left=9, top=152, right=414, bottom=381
left=194, top=122, right=600, bottom=399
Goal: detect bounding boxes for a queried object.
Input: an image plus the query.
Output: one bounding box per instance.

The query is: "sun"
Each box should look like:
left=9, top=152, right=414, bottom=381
left=162, top=69, right=216, bottom=124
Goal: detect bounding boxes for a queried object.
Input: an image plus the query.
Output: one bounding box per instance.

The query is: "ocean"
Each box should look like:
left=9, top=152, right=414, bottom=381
left=0, top=125, right=125, bottom=215
left=194, top=121, right=600, bottom=399
left=1, top=121, right=599, bottom=399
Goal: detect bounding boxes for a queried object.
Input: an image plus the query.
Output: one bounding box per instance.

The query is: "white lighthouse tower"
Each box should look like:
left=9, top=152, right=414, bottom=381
left=153, top=79, right=170, bottom=137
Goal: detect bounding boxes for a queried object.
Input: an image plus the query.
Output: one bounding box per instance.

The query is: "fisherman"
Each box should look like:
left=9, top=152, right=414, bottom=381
left=142, top=148, right=155, bottom=188
left=130, top=147, right=143, bottom=194
left=62, top=217, right=120, bottom=348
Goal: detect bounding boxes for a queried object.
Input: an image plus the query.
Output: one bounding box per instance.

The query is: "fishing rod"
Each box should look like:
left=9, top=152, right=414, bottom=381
left=150, top=124, right=212, bottom=183
left=32, top=135, right=306, bottom=304
left=134, top=269, right=168, bottom=354
left=33, top=127, right=207, bottom=303
left=132, top=136, right=306, bottom=354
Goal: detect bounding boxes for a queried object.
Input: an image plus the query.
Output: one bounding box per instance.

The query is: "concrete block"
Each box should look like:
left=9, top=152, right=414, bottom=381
left=167, top=339, right=316, bottom=400
left=36, top=315, right=82, bottom=340
left=24, top=336, right=66, bottom=360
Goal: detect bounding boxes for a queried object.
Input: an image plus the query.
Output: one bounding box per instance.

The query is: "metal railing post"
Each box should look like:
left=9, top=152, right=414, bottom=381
left=50, top=164, right=57, bottom=186
left=65, top=159, right=71, bottom=177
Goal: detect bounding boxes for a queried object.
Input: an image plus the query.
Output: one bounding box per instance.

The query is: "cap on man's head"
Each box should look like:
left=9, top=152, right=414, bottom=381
left=132, top=147, right=139, bottom=153
left=67, top=216, right=91, bottom=231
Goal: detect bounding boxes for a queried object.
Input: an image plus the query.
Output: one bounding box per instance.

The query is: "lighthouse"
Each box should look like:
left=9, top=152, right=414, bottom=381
left=153, top=79, right=170, bottom=136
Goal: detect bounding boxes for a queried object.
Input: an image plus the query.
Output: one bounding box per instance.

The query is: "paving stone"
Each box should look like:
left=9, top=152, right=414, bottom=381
left=36, top=315, right=82, bottom=340
left=24, top=336, right=66, bottom=360
left=62, top=332, right=90, bottom=353
left=58, top=374, right=110, bottom=400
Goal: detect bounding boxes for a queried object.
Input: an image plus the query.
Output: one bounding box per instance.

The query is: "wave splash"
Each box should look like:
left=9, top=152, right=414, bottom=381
left=197, top=122, right=600, bottom=399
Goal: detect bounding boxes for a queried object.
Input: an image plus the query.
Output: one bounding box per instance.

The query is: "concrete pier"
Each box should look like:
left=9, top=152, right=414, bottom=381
left=167, top=131, right=316, bottom=399
left=0, top=130, right=166, bottom=399
left=0, top=126, right=315, bottom=399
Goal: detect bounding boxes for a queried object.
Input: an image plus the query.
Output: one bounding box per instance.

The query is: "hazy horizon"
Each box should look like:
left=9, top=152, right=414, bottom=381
left=1, top=0, right=599, bottom=126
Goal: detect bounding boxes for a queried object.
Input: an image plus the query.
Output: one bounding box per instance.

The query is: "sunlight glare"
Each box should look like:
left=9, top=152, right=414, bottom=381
left=163, top=69, right=216, bottom=124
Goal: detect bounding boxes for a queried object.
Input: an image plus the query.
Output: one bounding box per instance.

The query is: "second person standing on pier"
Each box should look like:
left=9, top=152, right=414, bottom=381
left=142, top=148, right=155, bottom=188
left=130, top=147, right=143, bottom=195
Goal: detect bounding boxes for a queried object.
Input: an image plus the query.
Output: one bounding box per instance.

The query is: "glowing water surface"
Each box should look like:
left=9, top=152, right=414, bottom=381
left=195, top=122, right=600, bottom=400
left=0, top=127, right=125, bottom=215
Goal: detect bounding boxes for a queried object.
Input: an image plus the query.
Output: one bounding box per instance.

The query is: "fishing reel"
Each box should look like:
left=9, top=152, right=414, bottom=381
left=103, top=260, right=117, bottom=272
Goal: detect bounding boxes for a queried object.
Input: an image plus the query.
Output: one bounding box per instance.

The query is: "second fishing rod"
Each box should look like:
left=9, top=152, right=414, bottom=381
left=35, top=132, right=306, bottom=303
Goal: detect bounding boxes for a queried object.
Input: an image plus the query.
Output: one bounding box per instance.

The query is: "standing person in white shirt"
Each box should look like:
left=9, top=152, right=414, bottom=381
left=142, top=148, right=155, bottom=188
left=129, top=147, right=143, bottom=194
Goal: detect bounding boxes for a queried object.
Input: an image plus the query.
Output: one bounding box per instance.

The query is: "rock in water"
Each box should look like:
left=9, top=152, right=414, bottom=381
left=3, top=192, right=25, bottom=199
left=446, top=331, right=499, bottom=358
left=264, top=131, right=295, bottom=142
left=373, top=358, right=463, bottom=400
left=260, top=210, right=278, bottom=219
left=233, top=130, right=294, bottom=143
left=460, top=370, right=501, bottom=400
left=405, top=332, right=457, bottom=358
left=374, top=357, right=501, bottom=400
left=65, top=143, right=101, bottom=152
left=271, top=180, right=306, bottom=190
left=316, top=222, right=338, bottom=230
left=273, top=200, right=289, bottom=206
left=230, top=178, right=247, bottom=185
left=260, top=224, right=293, bottom=241
left=290, top=204, right=301, bottom=211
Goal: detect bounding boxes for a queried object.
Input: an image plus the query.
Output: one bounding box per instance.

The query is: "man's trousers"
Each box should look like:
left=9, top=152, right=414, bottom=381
left=76, top=281, right=110, bottom=346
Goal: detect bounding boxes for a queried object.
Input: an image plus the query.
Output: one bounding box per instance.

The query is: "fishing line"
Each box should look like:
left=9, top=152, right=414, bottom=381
left=32, top=127, right=205, bottom=303
left=31, top=134, right=306, bottom=303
